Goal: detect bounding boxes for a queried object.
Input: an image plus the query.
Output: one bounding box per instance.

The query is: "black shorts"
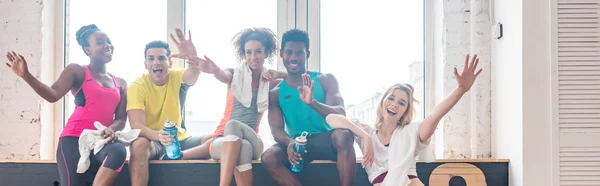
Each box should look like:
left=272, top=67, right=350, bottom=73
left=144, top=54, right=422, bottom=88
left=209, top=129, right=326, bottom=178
left=274, top=129, right=350, bottom=166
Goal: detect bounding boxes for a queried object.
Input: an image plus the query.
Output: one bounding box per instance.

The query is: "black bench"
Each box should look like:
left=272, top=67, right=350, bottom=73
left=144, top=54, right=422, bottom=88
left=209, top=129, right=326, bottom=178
left=0, top=159, right=508, bottom=186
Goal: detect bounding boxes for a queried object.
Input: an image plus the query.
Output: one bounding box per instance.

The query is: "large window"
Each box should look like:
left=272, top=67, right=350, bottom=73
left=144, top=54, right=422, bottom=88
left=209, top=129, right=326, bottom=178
left=320, top=1, right=425, bottom=156
left=184, top=1, right=278, bottom=149
left=65, top=0, right=167, bottom=130
left=61, top=0, right=428, bottom=158
left=321, top=1, right=425, bottom=123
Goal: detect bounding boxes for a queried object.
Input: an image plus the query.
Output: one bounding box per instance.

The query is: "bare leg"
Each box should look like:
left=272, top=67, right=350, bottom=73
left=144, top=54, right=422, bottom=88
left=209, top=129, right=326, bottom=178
left=408, top=178, right=425, bottom=186
left=233, top=168, right=253, bottom=186
left=331, top=129, right=356, bottom=186
left=130, top=137, right=155, bottom=186
left=181, top=136, right=214, bottom=160
left=92, top=167, right=119, bottom=186
left=219, top=139, right=242, bottom=186
left=261, top=145, right=302, bottom=186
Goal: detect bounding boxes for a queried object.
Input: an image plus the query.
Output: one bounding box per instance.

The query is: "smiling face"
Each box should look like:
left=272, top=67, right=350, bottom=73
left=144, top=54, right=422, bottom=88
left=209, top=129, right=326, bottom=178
left=85, top=31, right=114, bottom=63
left=144, top=48, right=172, bottom=86
left=376, top=84, right=416, bottom=129
left=281, top=41, right=310, bottom=76
left=382, top=89, right=409, bottom=122
left=244, top=40, right=267, bottom=71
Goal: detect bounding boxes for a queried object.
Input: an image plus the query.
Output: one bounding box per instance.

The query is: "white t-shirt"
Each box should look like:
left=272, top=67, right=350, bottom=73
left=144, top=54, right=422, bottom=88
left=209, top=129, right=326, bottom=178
left=354, top=120, right=431, bottom=183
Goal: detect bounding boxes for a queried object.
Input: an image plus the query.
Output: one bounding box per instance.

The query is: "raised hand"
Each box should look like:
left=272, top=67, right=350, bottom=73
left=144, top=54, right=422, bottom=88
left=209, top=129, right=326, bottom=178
left=170, top=28, right=197, bottom=59
left=5, top=51, right=30, bottom=78
left=454, top=54, right=483, bottom=93
left=187, top=55, right=220, bottom=74
left=297, top=73, right=314, bottom=105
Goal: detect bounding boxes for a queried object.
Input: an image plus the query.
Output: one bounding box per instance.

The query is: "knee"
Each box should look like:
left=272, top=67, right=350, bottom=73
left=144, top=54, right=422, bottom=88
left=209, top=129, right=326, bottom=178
left=224, top=120, right=243, bottom=131
left=103, top=143, right=127, bottom=170
left=260, top=147, right=283, bottom=169
left=107, top=143, right=127, bottom=162
left=331, top=129, right=355, bottom=151
left=131, top=137, right=150, bottom=156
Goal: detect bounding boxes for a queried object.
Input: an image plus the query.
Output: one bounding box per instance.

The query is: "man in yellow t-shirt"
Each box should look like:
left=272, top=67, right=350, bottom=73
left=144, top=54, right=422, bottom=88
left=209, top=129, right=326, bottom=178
left=127, top=30, right=212, bottom=186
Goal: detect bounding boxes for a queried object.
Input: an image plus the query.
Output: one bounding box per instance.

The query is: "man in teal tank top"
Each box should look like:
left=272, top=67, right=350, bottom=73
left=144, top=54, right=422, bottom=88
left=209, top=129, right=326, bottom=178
left=262, top=29, right=357, bottom=186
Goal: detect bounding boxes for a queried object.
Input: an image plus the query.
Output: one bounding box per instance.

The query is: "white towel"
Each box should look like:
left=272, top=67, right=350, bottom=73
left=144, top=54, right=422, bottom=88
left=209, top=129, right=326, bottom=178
left=230, top=62, right=269, bottom=112
left=382, top=121, right=435, bottom=186
left=77, top=122, right=141, bottom=173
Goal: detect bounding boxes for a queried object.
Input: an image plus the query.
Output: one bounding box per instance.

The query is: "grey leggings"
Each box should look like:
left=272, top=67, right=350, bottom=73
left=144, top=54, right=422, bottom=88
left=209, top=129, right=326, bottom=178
left=210, top=120, right=263, bottom=172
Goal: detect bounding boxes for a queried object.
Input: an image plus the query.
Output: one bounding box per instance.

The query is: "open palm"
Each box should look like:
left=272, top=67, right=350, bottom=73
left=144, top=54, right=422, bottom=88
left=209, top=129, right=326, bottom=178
left=454, top=54, right=483, bottom=93
left=5, top=51, right=29, bottom=78
left=187, top=55, right=220, bottom=74
left=170, top=28, right=197, bottom=59
left=298, top=73, right=314, bottom=105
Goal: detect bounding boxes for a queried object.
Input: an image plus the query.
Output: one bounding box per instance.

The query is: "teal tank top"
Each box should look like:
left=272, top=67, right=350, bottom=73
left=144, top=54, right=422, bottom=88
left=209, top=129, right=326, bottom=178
left=279, top=72, right=331, bottom=138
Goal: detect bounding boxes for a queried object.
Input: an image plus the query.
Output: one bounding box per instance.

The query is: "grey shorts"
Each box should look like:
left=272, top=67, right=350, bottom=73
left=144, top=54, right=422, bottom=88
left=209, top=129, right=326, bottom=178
left=150, top=135, right=205, bottom=160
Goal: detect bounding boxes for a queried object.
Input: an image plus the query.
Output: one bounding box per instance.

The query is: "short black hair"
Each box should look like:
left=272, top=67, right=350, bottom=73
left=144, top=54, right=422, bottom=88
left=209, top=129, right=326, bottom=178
left=281, top=29, right=310, bottom=51
left=75, top=24, right=101, bottom=55
left=232, top=28, right=278, bottom=62
left=144, top=40, right=171, bottom=58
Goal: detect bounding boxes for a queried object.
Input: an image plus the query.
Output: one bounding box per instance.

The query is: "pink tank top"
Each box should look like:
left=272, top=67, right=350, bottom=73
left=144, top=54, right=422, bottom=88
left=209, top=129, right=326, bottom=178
left=61, top=66, right=121, bottom=137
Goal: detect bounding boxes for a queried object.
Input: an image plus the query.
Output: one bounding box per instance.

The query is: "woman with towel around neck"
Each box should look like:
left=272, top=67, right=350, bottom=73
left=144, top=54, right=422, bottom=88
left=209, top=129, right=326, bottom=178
left=192, top=27, right=285, bottom=186
left=325, top=54, right=482, bottom=186
left=5, top=24, right=128, bottom=186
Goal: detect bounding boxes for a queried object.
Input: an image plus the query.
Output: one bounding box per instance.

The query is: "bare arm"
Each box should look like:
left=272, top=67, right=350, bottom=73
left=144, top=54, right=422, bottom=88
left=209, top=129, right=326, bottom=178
left=23, top=63, right=82, bottom=103
left=325, top=114, right=374, bottom=167
left=214, top=68, right=234, bottom=84
left=108, top=77, right=128, bottom=132
left=418, top=54, right=482, bottom=143
left=268, top=88, right=294, bottom=146
left=128, top=109, right=160, bottom=141
left=418, top=88, right=466, bottom=143
left=325, top=114, right=370, bottom=142
left=307, top=73, right=346, bottom=117
left=182, top=66, right=201, bottom=86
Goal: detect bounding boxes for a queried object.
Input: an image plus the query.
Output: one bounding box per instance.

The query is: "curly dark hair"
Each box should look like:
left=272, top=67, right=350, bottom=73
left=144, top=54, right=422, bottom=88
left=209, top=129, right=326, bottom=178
left=75, top=24, right=101, bottom=56
left=232, top=28, right=277, bottom=63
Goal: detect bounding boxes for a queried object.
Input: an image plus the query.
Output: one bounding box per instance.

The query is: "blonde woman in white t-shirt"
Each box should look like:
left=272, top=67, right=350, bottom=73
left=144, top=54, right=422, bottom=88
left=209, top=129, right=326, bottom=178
left=326, top=54, right=482, bottom=186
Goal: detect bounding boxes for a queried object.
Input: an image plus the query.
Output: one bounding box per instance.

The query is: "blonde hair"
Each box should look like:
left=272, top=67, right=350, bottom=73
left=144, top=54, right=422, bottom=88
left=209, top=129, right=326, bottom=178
left=375, top=83, right=418, bottom=130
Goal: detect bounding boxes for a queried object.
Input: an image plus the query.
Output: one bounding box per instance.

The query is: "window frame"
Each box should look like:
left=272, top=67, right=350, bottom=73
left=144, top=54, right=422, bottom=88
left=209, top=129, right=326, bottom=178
left=47, top=0, right=435, bottom=160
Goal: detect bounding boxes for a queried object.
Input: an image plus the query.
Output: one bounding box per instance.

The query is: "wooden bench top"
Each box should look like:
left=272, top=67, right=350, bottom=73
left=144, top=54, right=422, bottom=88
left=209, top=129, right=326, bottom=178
left=0, top=158, right=509, bottom=164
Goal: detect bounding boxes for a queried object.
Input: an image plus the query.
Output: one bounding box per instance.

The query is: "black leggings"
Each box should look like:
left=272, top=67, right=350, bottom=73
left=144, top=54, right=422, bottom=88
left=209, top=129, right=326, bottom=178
left=56, top=136, right=127, bottom=186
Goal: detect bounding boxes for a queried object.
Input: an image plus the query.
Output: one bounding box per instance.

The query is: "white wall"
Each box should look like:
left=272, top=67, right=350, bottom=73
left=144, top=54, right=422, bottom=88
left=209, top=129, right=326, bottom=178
left=521, top=0, right=553, bottom=185
left=0, top=0, right=44, bottom=160
left=491, top=0, right=523, bottom=185
left=492, top=0, right=553, bottom=185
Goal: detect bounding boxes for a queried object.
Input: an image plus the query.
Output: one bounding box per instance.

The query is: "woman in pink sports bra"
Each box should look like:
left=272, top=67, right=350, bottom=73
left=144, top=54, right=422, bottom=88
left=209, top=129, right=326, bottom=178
left=325, top=54, right=483, bottom=186
left=5, top=24, right=128, bottom=186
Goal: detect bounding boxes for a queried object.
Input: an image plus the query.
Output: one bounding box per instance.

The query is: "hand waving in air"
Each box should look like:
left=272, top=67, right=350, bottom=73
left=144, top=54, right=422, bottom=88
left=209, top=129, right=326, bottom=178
left=298, top=73, right=314, bottom=105
left=454, top=54, right=483, bottom=93
left=186, top=55, right=220, bottom=74
left=5, top=51, right=30, bottom=78
left=170, top=28, right=197, bottom=59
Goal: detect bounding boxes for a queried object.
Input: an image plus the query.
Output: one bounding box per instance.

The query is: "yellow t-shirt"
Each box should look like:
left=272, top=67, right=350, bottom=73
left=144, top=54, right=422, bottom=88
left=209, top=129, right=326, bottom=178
left=126, top=68, right=190, bottom=141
